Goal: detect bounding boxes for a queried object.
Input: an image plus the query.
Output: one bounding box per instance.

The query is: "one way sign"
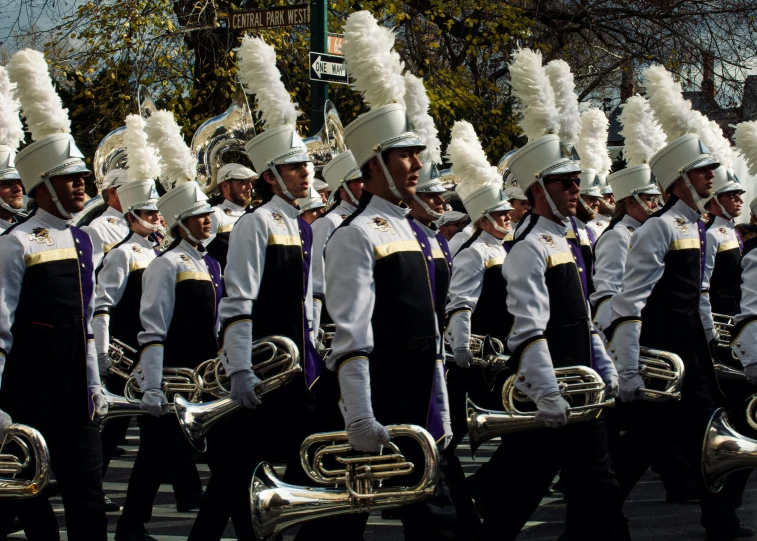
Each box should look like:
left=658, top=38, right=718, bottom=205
left=309, top=52, right=348, bottom=85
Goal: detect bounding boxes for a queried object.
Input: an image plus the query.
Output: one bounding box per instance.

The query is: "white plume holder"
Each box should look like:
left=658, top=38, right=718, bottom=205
left=14, top=133, right=90, bottom=192
left=650, top=133, right=719, bottom=192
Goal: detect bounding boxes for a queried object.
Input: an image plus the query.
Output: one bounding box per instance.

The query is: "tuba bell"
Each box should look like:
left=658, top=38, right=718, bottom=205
left=701, top=408, right=757, bottom=493
left=467, top=365, right=614, bottom=453
left=302, top=100, right=346, bottom=170
left=251, top=424, right=439, bottom=541
left=191, top=82, right=256, bottom=195
left=175, top=336, right=302, bottom=451
left=444, top=334, right=509, bottom=372
left=92, top=125, right=128, bottom=192
left=0, top=424, right=51, bottom=498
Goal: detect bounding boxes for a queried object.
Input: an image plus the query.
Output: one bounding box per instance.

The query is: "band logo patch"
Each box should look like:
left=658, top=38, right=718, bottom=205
left=25, top=227, right=55, bottom=246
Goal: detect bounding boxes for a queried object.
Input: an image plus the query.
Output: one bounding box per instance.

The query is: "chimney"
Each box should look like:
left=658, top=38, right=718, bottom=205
left=620, top=60, right=634, bottom=103
left=702, top=51, right=715, bottom=101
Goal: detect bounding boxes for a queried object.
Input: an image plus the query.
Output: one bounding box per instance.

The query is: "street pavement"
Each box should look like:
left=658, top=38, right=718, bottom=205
left=8, top=420, right=757, bottom=540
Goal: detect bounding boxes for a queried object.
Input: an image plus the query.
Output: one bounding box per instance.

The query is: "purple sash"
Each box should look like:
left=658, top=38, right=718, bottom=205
left=71, top=226, right=95, bottom=419
left=298, top=217, right=323, bottom=388
left=698, top=220, right=707, bottom=287
left=567, top=218, right=590, bottom=300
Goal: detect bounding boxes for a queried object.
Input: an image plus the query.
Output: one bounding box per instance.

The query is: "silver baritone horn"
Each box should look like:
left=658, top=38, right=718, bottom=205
left=0, top=424, right=51, bottom=498
left=251, top=424, right=440, bottom=541
left=635, top=347, right=685, bottom=402
left=303, top=100, right=346, bottom=170
left=702, top=407, right=757, bottom=493
left=467, top=365, right=614, bottom=453
left=175, top=335, right=302, bottom=451
left=444, top=334, right=509, bottom=372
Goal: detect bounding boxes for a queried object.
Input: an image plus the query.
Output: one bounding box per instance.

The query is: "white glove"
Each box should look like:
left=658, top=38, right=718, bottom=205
left=140, top=389, right=169, bottom=417
left=442, top=419, right=453, bottom=450
left=745, top=364, right=757, bottom=386
left=535, top=391, right=570, bottom=428
left=453, top=348, right=473, bottom=368
left=345, top=417, right=391, bottom=453
left=618, top=372, right=644, bottom=402
left=313, top=299, right=323, bottom=336
left=0, top=409, right=12, bottom=441
left=230, top=370, right=262, bottom=409
left=605, top=373, right=619, bottom=400
left=97, top=352, right=113, bottom=377
left=90, top=386, right=108, bottom=418
left=705, top=327, right=720, bottom=345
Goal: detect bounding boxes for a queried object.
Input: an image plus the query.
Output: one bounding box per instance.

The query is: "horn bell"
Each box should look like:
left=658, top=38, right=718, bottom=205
left=303, top=100, right=346, bottom=171
left=702, top=407, right=757, bottom=493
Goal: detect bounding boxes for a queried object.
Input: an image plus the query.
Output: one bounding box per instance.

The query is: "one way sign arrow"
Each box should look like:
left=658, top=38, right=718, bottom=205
left=309, top=52, right=348, bottom=85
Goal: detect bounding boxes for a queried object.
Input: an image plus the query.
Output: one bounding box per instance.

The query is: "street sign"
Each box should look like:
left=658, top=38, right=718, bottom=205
left=229, top=5, right=310, bottom=30
left=309, top=52, right=348, bottom=85
left=327, top=33, right=344, bottom=55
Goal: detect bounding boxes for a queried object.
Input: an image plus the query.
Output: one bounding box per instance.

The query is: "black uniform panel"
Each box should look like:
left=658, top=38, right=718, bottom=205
left=544, top=261, right=591, bottom=369
left=109, top=268, right=146, bottom=350
left=710, top=247, right=742, bottom=316
left=164, top=278, right=218, bottom=368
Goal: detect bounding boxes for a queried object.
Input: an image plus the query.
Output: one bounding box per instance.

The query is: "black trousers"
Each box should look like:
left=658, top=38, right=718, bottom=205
left=116, top=413, right=202, bottom=535
left=0, top=421, right=107, bottom=541
left=477, top=418, right=628, bottom=541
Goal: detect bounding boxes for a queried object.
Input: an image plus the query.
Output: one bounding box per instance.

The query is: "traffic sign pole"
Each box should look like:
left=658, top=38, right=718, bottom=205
left=310, top=0, right=328, bottom=134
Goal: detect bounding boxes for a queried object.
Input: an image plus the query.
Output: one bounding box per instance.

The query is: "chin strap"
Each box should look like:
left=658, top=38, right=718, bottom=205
left=578, top=196, right=597, bottom=218
left=633, top=193, right=657, bottom=216
left=343, top=184, right=360, bottom=206
left=42, top=177, right=72, bottom=220
left=376, top=152, right=404, bottom=200
left=712, top=194, right=733, bottom=220
left=0, top=200, right=26, bottom=217
left=485, top=213, right=511, bottom=236
left=537, top=178, right=566, bottom=221
left=177, top=219, right=203, bottom=245
left=268, top=163, right=296, bottom=201
left=413, top=194, right=443, bottom=220
left=681, top=171, right=706, bottom=213
left=129, top=210, right=160, bottom=232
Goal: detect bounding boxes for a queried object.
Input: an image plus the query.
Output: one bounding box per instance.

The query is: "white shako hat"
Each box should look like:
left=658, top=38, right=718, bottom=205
left=297, top=185, right=326, bottom=212
left=506, top=49, right=582, bottom=220
left=415, top=162, right=445, bottom=193
left=158, top=182, right=211, bottom=231
left=7, top=49, right=91, bottom=202
left=710, top=166, right=744, bottom=196
left=650, top=133, right=719, bottom=192
left=101, top=168, right=130, bottom=190
left=576, top=108, right=612, bottom=197
left=507, top=134, right=581, bottom=193
left=341, top=11, right=425, bottom=199
left=600, top=175, right=613, bottom=195
left=237, top=36, right=309, bottom=201
left=608, top=165, right=661, bottom=201
left=218, top=163, right=257, bottom=182
left=118, top=179, right=160, bottom=212
left=500, top=148, right=528, bottom=202
left=0, top=66, right=24, bottom=183
left=322, top=149, right=361, bottom=192
left=447, top=121, right=512, bottom=228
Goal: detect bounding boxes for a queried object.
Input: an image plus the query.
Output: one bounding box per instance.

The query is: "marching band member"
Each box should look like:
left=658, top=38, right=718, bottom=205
left=92, top=114, right=164, bottom=512
left=297, top=169, right=326, bottom=225
left=189, top=36, right=321, bottom=540
left=204, top=162, right=256, bottom=270
left=444, top=121, right=514, bottom=535
left=115, top=111, right=213, bottom=541
left=0, top=67, right=27, bottom=232
left=448, top=218, right=475, bottom=255
left=605, top=64, right=746, bottom=540
left=591, top=94, right=664, bottom=334
left=324, top=11, right=453, bottom=538
left=311, top=149, right=363, bottom=332
left=504, top=183, right=529, bottom=231
left=0, top=48, right=107, bottom=540
left=82, top=168, right=130, bottom=269
left=437, top=210, right=469, bottom=242
left=576, top=109, right=614, bottom=243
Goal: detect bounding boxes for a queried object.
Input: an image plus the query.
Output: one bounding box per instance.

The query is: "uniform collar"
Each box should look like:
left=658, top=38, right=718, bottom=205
left=339, top=200, right=356, bottom=212
left=104, top=205, right=125, bottom=221
left=270, top=194, right=301, bottom=219
left=178, top=238, right=207, bottom=259
left=369, top=192, right=409, bottom=219
left=673, top=197, right=701, bottom=223
left=412, top=218, right=437, bottom=238
left=36, top=207, right=70, bottom=230
left=133, top=232, right=158, bottom=249
left=620, top=214, right=642, bottom=229
left=534, top=213, right=569, bottom=237
left=219, top=198, right=246, bottom=214
left=478, top=230, right=504, bottom=245
left=711, top=215, right=734, bottom=229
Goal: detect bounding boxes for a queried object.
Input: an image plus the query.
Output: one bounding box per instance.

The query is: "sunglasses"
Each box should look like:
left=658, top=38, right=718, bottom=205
left=544, top=175, right=580, bottom=191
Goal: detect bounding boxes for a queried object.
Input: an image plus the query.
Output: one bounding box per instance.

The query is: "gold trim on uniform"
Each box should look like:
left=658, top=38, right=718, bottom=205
left=268, top=234, right=300, bottom=246
left=129, top=260, right=150, bottom=272
left=374, top=240, right=421, bottom=260
left=431, top=248, right=445, bottom=259
left=103, top=242, right=119, bottom=254
left=176, top=271, right=212, bottom=283
left=217, top=225, right=234, bottom=234
left=717, top=240, right=740, bottom=253
left=24, top=247, right=78, bottom=267
left=546, top=252, right=574, bottom=269
left=484, top=257, right=505, bottom=269
left=669, top=238, right=699, bottom=251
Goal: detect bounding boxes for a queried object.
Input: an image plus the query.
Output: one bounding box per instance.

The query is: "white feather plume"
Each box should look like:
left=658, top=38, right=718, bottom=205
left=619, top=95, right=667, bottom=166
left=576, top=109, right=612, bottom=175
left=403, top=73, right=441, bottom=164
left=446, top=121, right=500, bottom=201
left=643, top=65, right=700, bottom=140
left=696, top=115, right=734, bottom=169
left=144, top=110, right=196, bottom=189
left=124, top=114, right=161, bottom=182
left=6, top=49, right=70, bottom=141
left=508, top=49, right=559, bottom=139
left=342, top=11, right=405, bottom=109
left=0, top=67, right=25, bottom=150
left=545, top=59, right=581, bottom=144
left=735, top=121, right=757, bottom=176
left=237, top=36, right=300, bottom=129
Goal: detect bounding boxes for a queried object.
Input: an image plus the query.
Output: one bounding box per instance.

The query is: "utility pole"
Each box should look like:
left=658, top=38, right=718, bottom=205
left=310, top=0, right=328, bottom=134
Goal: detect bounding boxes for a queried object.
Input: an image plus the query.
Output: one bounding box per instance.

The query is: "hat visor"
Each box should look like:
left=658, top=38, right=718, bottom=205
left=50, top=161, right=92, bottom=178
left=0, top=169, right=21, bottom=181
left=715, top=182, right=745, bottom=195
left=180, top=202, right=213, bottom=220
left=600, top=187, right=613, bottom=195
left=416, top=180, right=446, bottom=193
left=486, top=200, right=515, bottom=214
left=684, top=156, right=720, bottom=173
left=544, top=161, right=581, bottom=177
left=276, top=151, right=312, bottom=166
left=580, top=188, right=603, bottom=197
left=636, top=185, right=662, bottom=196
left=132, top=201, right=160, bottom=212
left=380, top=133, right=426, bottom=152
